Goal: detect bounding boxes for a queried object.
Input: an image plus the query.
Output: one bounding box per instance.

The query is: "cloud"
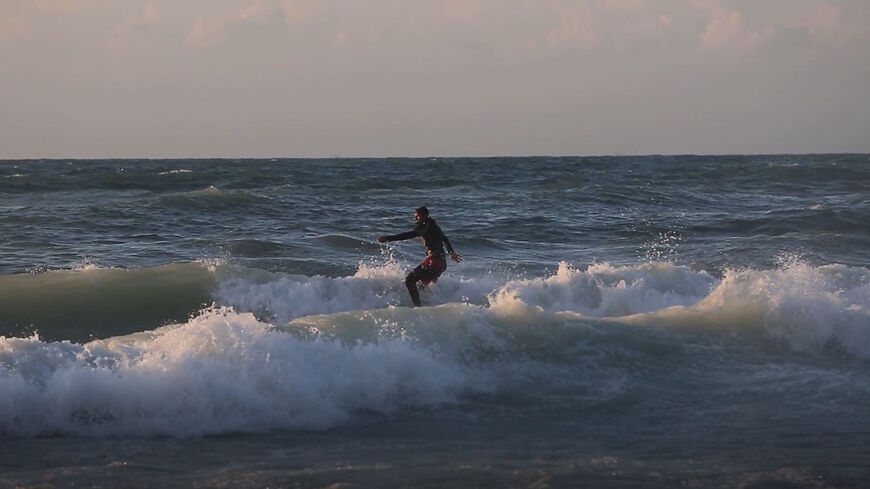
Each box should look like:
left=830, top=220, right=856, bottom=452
left=32, top=0, right=99, bottom=14
left=0, top=10, right=30, bottom=40
left=144, top=3, right=159, bottom=25
left=186, top=18, right=223, bottom=46
left=239, top=0, right=274, bottom=22
left=281, top=0, right=314, bottom=26
left=597, top=0, right=648, bottom=14
left=444, top=0, right=480, bottom=21
left=547, top=2, right=598, bottom=48
left=699, top=5, right=775, bottom=50
left=105, top=4, right=163, bottom=56
left=334, top=31, right=348, bottom=48
left=700, top=6, right=741, bottom=48
left=803, top=3, right=842, bottom=42
left=185, top=0, right=279, bottom=47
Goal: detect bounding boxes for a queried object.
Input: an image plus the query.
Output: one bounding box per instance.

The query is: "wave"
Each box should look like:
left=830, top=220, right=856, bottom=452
left=0, top=307, right=491, bottom=437
left=689, top=206, right=870, bottom=236
left=217, top=259, right=870, bottom=359
left=1, top=259, right=868, bottom=437
left=0, top=263, right=216, bottom=341
left=155, top=186, right=266, bottom=210
left=3, top=259, right=868, bottom=359
left=220, top=239, right=304, bottom=257
left=489, top=261, right=717, bottom=316
left=0, top=300, right=659, bottom=437
left=304, top=233, right=383, bottom=252
left=213, top=260, right=499, bottom=323
left=620, top=261, right=870, bottom=358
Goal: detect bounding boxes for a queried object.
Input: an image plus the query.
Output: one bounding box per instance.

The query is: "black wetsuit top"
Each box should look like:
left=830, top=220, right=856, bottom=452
left=384, top=217, right=455, bottom=257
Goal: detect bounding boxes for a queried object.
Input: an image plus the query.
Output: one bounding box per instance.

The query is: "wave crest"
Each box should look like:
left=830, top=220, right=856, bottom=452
left=488, top=261, right=715, bottom=316
left=624, top=261, right=870, bottom=358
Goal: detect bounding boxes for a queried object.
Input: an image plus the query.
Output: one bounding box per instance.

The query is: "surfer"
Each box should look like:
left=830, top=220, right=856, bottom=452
left=377, top=206, right=461, bottom=307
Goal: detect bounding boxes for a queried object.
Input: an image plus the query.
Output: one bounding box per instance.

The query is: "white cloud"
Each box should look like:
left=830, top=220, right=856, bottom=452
left=239, top=0, right=274, bottom=22
left=547, top=2, right=598, bottom=48
left=32, top=0, right=99, bottom=14
left=444, top=0, right=480, bottom=21
left=803, top=3, right=843, bottom=42
left=0, top=11, right=30, bottom=40
left=597, top=0, right=648, bottom=14
left=700, top=6, right=742, bottom=48
left=281, top=0, right=314, bottom=26
left=2, top=0, right=869, bottom=157
left=334, top=31, right=348, bottom=48
left=144, top=3, right=159, bottom=25
left=186, top=18, right=224, bottom=46
left=184, top=1, right=279, bottom=47
left=699, top=5, right=775, bottom=50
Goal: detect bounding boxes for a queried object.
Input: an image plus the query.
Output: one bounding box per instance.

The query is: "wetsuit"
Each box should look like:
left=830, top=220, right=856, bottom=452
left=381, top=217, right=455, bottom=307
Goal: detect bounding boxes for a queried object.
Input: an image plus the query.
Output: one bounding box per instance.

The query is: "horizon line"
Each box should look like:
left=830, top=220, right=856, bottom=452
left=2, top=151, right=868, bottom=162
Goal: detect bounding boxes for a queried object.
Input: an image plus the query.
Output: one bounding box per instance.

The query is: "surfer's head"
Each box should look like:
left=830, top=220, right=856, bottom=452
left=414, top=206, right=429, bottom=223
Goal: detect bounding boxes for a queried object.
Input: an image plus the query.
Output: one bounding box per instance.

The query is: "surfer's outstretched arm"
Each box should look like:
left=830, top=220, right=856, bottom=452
left=377, top=230, right=417, bottom=243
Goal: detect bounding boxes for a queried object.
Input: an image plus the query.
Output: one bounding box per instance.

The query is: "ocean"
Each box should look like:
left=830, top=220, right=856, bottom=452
left=1, top=155, right=868, bottom=488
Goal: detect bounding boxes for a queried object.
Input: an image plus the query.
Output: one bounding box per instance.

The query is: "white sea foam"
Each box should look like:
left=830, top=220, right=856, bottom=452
left=214, top=259, right=870, bottom=358
left=718, top=262, right=869, bottom=357
left=0, top=308, right=480, bottom=437
left=0, top=296, right=640, bottom=437
left=213, top=260, right=497, bottom=324
left=488, top=261, right=716, bottom=317
left=622, top=261, right=870, bottom=358
left=3, top=260, right=868, bottom=437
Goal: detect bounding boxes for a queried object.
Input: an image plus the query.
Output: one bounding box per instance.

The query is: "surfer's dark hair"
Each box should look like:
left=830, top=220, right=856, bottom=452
left=415, top=206, right=429, bottom=217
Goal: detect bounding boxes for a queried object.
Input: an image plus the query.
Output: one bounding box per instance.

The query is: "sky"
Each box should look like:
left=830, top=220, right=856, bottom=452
left=1, top=0, right=868, bottom=158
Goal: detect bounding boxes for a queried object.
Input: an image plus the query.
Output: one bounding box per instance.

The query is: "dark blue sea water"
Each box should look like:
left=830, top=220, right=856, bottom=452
left=1, top=156, right=869, bottom=487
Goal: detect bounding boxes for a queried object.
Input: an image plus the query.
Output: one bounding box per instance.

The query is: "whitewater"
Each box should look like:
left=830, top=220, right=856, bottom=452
left=1, top=156, right=869, bottom=488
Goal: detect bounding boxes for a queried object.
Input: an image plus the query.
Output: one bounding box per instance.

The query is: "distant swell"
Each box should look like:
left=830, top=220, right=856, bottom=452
left=156, top=186, right=265, bottom=210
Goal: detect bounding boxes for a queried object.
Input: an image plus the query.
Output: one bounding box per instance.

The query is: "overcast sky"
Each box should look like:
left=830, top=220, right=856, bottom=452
left=1, top=0, right=868, bottom=158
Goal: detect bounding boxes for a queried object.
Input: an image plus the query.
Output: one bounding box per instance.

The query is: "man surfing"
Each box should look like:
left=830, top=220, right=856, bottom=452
left=377, top=206, right=461, bottom=307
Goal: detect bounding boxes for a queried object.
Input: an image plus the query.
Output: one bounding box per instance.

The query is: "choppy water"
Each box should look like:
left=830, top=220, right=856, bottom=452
left=1, top=156, right=869, bottom=488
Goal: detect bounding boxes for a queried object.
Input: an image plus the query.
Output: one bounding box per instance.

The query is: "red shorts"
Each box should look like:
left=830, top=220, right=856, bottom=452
left=412, top=255, right=447, bottom=285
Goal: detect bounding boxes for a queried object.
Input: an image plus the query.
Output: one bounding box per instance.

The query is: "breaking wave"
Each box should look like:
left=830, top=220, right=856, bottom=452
left=1, top=259, right=868, bottom=437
